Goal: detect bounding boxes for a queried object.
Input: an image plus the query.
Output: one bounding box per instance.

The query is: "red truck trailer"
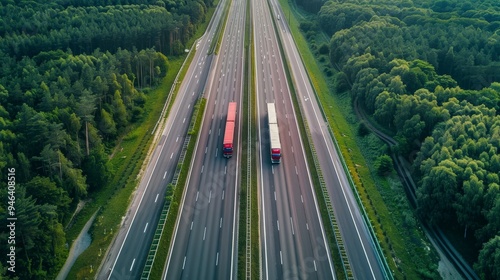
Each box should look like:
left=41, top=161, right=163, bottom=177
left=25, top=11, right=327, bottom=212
left=223, top=102, right=237, bottom=158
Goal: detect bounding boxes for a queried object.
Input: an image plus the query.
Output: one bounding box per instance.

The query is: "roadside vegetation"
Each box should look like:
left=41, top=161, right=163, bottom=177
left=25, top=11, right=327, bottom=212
left=237, top=0, right=260, bottom=278
left=277, top=0, right=450, bottom=278
left=285, top=0, right=500, bottom=278
left=249, top=49, right=261, bottom=280
left=0, top=0, right=217, bottom=279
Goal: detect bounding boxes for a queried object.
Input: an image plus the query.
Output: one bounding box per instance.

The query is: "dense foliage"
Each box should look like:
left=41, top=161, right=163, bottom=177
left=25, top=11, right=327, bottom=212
left=0, top=0, right=211, bottom=58
left=322, top=2, right=500, bottom=89
left=0, top=0, right=211, bottom=278
left=310, top=0, right=500, bottom=278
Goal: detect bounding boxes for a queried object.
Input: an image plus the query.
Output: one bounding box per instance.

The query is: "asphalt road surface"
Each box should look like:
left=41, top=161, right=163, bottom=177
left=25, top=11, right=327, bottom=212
left=98, top=1, right=227, bottom=278
left=269, top=0, right=387, bottom=278
left=252, top=0, right=335, bottom=279
left=100, top=0, right=387, bottom=277
left=163, top=0, right=246, bottom=278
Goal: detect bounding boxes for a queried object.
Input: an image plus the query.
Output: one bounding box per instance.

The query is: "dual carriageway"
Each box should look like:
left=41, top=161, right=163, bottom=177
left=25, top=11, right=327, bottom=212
left=101, top=0, right=387, bottom=278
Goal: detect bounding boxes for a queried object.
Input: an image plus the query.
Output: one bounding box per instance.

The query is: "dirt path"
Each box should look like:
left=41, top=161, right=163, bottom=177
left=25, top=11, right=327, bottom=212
left=56, top=209, right=100, bottom=280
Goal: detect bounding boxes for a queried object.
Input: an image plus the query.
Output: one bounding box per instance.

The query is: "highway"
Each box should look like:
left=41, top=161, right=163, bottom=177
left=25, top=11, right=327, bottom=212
left=252, top=0, right=335, bottom=279
left=163, top=0, right=246, bottom=278
left=99, top=0, right=387, bottom=277
left=98, top=1, right=227, bottom=278
left=269, top=0, right=387, bottom=278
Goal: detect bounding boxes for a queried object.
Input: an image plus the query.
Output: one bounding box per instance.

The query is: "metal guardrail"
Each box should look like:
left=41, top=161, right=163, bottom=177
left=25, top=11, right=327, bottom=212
left=326, top=121, right=393, bottom=279
left=151, top=38, right=199, bottom=137
left=289, top=35, right=393, bottom=279
left=298, top=63, right=393, bottom=279
left=140, top=98, right=203, bottom=279
left=302, top=118, right=354, bottom=279
left=266, top=0, right=393, bottom=277
left=245, top=86, right=252, bottom=279
left=304, top=71, right=394, bottom=279
left=264, top=0, right=355, bottom=277
left=140, top=196, right=171, bottom=280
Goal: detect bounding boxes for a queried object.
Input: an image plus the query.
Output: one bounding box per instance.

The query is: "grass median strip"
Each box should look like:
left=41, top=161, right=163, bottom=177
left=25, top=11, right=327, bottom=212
left=249, top=55, right=260, bottom=280
left=237, top=0, right=260, bottom=277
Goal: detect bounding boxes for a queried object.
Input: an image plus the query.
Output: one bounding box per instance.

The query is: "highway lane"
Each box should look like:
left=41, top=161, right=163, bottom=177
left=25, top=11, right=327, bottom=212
left=252, top=0, right=335, bottom=278
left=163, top=0, right=246, bottom=278
left=269, top=1, right=387, bottom=278
left=100, top=2, right=227, bottom=279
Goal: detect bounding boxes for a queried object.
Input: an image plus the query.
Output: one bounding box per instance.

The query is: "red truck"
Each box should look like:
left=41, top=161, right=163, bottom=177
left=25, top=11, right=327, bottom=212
left=223, top=102, right=237, bottom=158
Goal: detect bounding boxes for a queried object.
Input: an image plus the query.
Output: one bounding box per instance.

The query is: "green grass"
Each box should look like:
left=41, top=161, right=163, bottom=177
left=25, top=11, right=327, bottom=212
left=278, top=0, right=440, bottom=278
left=237, top=1, right=260, bottom=276
left=66, top=56, right=185, bottom=279
left=148, top=97, right=206, bottom=279
left=65, top=4, right=218, bottom=278
left=249, top=19, right=260, bottom=279
left=236, top=1, right=261, bottom=278
left=249, top=53, right=260, bottom=280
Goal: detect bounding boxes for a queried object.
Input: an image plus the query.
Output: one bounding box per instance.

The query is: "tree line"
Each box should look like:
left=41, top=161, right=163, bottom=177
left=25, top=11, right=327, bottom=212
left=0, top=0, right=211, bottom=58
left=300, top=0, right=500, bottom=278
left=0, top=0, right=212, bottom=278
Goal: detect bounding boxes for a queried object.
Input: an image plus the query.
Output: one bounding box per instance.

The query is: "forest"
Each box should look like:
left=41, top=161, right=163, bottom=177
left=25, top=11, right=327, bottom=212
left=0, top=0, right=212, bottom=279
left=302, top=0, right=500, bottom=279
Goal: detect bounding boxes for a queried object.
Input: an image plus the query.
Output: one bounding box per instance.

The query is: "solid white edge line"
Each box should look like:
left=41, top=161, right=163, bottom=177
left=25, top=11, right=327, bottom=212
left=165, top=39, right=216, bottom=276
left=108, top=100, right=176, bottom=278
left=265, top=4, right=338, bottom=277
left=285, top=12, right=375, bottom=276
left=255, top=15, right=269, bottom=278
left=230, top=13, right=245, bottom=279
